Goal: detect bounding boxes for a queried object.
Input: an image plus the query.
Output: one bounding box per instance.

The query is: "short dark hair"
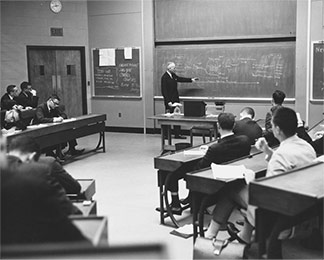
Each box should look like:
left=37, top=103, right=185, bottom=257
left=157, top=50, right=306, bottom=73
left=8, top=136, right=41, bottom=161
left=20, top=81, right=31, bottom=91
left=241, top=107, right=255, bottom=118
left=272, top=106, right=297, bottom=138
left=218, top=112, right=235, bottom=130
left=6, top=85, right=16, bottom=94
left=48, top=94, right=60, bottom=101
left=272, top=90, right=286, bottom=105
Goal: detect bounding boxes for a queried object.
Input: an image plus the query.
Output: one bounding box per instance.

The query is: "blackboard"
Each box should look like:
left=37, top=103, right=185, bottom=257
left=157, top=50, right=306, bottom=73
left=312, top=42, right=324, bottom=100
left=93, top=48, right=141, bottom=97
left=155, top=42, right=295, bottom=99
left=155, top=0, right=296, bottom=41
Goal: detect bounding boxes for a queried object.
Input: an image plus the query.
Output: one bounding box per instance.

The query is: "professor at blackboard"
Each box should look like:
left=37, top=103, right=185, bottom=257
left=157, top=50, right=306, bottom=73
left=161, top=62, right=198, bottom=139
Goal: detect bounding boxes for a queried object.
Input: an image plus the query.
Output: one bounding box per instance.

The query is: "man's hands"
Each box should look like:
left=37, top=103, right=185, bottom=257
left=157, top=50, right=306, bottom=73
left=192, top=77, right=199, bottom=82
left=53, top=116, right=64, bottom=123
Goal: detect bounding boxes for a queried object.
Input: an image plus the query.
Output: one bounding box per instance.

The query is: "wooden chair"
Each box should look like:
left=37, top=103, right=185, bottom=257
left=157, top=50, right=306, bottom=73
left=190, top=126, right=214, bottom=146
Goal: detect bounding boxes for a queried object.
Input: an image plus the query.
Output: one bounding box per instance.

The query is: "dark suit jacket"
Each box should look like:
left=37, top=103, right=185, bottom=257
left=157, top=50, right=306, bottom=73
left=233, top=117, right=263, bottom=145
left=33, top=102, right=67, bottom=124
left=15, top=91, right=39, bottom=108
left=0, top=93, right=18, bottom=110
left=1, top=156, right=87, bottom=244
left=195, top=134, right=251, bottom=170
left=38, top=156, right=81, bottom=194
left=161, top=72, right=192, bottom=111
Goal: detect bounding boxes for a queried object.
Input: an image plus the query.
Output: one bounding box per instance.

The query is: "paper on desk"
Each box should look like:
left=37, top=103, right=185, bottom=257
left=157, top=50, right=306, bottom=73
left=211, top=163, right=255, bottom=184
left=63, top=118, right=76, bottom=122
left=171, top=102, right=182, bottom=107
left=184, top=150, right=205, bottom=156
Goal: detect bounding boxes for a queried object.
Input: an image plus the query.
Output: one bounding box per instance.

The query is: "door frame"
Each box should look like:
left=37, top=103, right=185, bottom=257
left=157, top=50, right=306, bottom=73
left=27, top=45, right=88, bottom=115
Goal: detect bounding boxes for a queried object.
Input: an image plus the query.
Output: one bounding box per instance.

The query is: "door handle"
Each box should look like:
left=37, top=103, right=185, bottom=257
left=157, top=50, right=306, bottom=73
left=52, top=75, right=57, bottom=92
left=57, top=75, right=62, bottom=93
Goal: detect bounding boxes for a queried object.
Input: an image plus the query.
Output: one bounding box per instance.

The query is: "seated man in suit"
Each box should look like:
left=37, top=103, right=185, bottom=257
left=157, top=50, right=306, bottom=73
left=15, top=81, right=39, bottom=109
left=233, top=107, right=262, bottom=145
left=33, top=94, right=84, bottom=158
left=263, top=90, right=286, bottom=147
left=204, top=107, right=316, bottom=258
left=166, top=113, right=251, bottom=215
left=0, top=85, right=22, bottom=111
left=0, top=132, right=88, bottom=245
left=8, top=135, right=81, bottom=194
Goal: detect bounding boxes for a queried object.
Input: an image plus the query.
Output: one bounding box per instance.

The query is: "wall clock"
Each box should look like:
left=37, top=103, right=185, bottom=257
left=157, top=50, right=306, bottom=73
left=50, top=0, right=62, bottom=13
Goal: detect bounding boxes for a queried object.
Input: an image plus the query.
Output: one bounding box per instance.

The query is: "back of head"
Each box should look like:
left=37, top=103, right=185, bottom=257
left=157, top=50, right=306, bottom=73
left=272, top=106, right=297, bottom=138
left=8, top=136, right=41, bottom=161
left=6, top=85, right=16, bottom=95
left=218, top=112, right=235, bottom=130
left=272, top=90, right=286, bottom=105
left=240, top=107, right=255, bottom=119
left=20, top=81, right=30, bottom=91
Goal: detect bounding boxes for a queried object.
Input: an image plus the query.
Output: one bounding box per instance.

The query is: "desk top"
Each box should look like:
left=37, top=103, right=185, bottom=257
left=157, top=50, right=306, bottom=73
left=71, top=216, right=108, bottom=246
left=149, top=114, right=218, bottom=122
left=67, top=179, right=96, bottom=201
left=5, top=114, right=106, bottom=140
left=250, top=161, right=324, bottom=216
left=186, top=151, right=268, bottom=195
left=155, top=140, right=262, bottom=172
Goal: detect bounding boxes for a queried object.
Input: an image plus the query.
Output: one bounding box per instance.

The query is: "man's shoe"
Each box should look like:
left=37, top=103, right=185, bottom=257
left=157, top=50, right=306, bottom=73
left=155, top=206, right=182, bottom=216
left=180, top=196, right=191, bottom=205
left=174, top=135, right=186, bottom=139
left=68, top=148, right=85, bottom=156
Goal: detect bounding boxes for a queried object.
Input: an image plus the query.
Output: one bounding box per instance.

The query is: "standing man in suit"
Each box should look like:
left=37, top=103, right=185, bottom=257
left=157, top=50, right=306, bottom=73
left=161, top=62, right=199, bottom=139
left=0, top=85, right=22, bottom=110
left=233, top=107, right=263, bottom=145
left=166, top=113, right=251, bottom=214
left=33, top=94, right=84, bottom=158
left=15, top=81, right=39, bottom=109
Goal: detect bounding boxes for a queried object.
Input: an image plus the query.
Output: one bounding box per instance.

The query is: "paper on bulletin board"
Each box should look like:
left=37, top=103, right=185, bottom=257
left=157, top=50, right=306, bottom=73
left=99, top=48, right=115, bottom=66
left=124, top=47, right=132, bottom=59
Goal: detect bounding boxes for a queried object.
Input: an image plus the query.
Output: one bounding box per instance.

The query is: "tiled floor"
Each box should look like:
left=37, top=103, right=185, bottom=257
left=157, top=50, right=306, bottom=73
left=64, top=132, right=323, bottom=259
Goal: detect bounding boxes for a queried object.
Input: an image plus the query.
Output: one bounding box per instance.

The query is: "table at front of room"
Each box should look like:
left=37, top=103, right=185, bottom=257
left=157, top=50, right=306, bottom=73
left=249, top=161, right=324, bottom=258
left=5, top=114, right=106, bottom=155
left=186, top=151, right=268, bottom=239
left=149, top=114, right=218, bottom=153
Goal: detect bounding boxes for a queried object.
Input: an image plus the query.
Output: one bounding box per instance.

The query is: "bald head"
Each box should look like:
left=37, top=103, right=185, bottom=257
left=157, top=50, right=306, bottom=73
left=167, top=62, right=176, bottom=71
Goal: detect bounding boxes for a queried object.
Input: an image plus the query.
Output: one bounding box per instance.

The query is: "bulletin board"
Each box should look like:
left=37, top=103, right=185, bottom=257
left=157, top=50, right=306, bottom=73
left=92, top=47, right=141, bottom=98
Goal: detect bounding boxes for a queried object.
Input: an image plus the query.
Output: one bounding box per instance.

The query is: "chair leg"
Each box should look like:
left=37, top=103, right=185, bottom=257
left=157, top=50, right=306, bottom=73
left=209, top=131, right=213, bottom=142
left=202, top=134, right=206, bottom=144
left=190, top=130, right=194, bottom=146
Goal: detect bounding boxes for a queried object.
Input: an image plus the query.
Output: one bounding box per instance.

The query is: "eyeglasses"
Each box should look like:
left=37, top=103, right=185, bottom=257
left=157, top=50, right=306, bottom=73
left=51, top=99, right=60, bottom=106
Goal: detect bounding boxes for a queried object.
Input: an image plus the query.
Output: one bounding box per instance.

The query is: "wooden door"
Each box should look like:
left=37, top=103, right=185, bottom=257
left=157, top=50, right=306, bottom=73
left=28, top=48, right=84, bottom=117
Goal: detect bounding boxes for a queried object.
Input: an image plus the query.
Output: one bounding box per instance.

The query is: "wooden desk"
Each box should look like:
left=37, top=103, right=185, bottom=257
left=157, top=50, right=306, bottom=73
left=154, top=139, right=261, bottom=227
left=249, top=161, right=324, bottom=258
left=71, top=216, right=108, bottom=246
left=67, top=179, right=96, bottom=201
left=186, top=151, right=268, bottom=239
left=5, top=113, right=106, bottom=156
left=149, top=114, right=218, bottom=152
left=154, top=140, right=218, bottom=227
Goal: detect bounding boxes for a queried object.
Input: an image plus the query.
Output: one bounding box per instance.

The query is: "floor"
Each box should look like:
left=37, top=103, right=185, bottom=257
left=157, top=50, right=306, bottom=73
left=64, top=132, right=323, bottom=260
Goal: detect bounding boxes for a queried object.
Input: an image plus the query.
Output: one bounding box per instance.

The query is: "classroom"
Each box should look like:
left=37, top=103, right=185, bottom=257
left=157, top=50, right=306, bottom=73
left=1, top=0, right=323, bottom=259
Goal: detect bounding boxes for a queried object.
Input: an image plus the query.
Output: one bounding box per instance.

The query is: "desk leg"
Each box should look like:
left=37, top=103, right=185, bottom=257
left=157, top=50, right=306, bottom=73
left=161, top=125, right=166, bottom=152
left=167, top=125, right=172, bottom=145
left=192, top=191, right=203, bottom=243
left=102, top=131, right=106, bottom=152
left=255, top=208, right=267, bottom=259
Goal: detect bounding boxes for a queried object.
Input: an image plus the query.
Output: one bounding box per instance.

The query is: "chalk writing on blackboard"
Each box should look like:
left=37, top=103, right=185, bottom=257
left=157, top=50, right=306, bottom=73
left=312, top=42, right=324, bottom=100
left=155, top=42, right=295, bottom=99
left=93, top=48, right=141, bottom=97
